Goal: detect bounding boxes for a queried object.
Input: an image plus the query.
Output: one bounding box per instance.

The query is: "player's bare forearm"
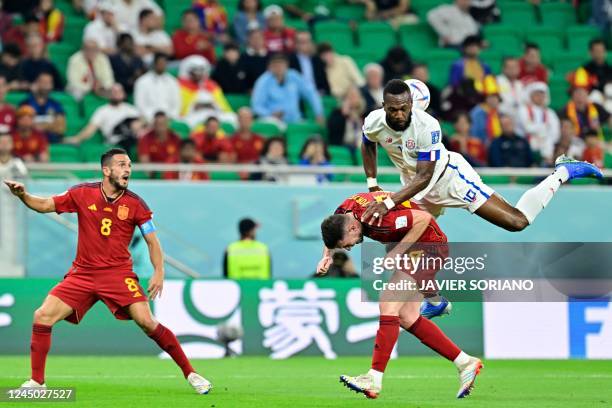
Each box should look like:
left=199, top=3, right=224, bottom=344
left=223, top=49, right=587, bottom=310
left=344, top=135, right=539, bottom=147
left=144, top=232, right=164, bottom=299
left=317, top=245, right=333, bottom=275
left=361, top=140, right=377, bottom=179
left=385, top=210, right=432, bottom=260
left=389, top=161, right=436, bottom=205
left=3, top=180, right=55, bottom=213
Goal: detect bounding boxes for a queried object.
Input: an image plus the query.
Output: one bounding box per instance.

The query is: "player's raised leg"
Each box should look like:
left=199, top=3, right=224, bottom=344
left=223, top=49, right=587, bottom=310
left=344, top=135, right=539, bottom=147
left=476, top=156, right=603, bottom=231
left=22, top=295, right=73, bottom=388
left=399, top=302, right=483, bottom=398
left=127, top=301, right=212, bottom=394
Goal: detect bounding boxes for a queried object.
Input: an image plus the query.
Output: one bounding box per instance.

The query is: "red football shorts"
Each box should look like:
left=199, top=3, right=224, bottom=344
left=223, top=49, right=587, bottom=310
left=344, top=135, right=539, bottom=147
left=49, top=267, right=148, bottom=324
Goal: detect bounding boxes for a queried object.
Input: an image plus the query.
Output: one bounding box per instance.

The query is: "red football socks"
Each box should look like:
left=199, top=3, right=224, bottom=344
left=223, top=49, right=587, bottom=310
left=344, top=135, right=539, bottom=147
left=371, top=315, right=400, bottom=372
left=148, top=324, right=195, bottom=378
left=31, top=323, right=52, bottom=384
left=405, top=316, right=461, bottom=361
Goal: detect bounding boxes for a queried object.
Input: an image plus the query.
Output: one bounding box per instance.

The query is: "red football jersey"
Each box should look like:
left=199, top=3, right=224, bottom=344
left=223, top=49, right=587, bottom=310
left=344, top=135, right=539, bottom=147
left=137, top=130, right=182, bottom=163
left=335, top=192, right=447, bottom=244
left=53, top=182, right=153, bottom=272
left=0, top=104, right=16, bottom=133
left=230, top=132, right=264, bottom=163
left=12, top=130, right=48, bottom=160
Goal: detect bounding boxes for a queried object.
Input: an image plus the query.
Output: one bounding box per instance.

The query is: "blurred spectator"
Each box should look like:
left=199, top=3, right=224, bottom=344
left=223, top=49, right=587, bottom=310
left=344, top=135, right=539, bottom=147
left=518, top=43, right=548, bottom=85
left=554, top=118, right=585, bottom=160
left=37, top=0, right=65, bottom=43
left=66, top=83, right=143, bottom=150
left=427, top=0, right=479, bottom=48
left=590, top=0, right=612, bottom=37
left=11, top=105, right=49, bottom=162
left=134, top=53, right=180, bottom=122
left=262, top=5, right=296, bottom=53
left=190, top=116, right=234, bottom=162
left=411, top=63, right=441, bottom=118
left=449, top=35, right=490, bottom=88
left=110, top=33, right=146, bottom=94
left=289, top=31, right=330, bottom=95
left=19, top=35, right=63, bottom=90
left=379, top=46, right=413, bottom=82
left=138, top=111, right=181, bottom=163
left=223, top=217, right=271, bottom=280
left=178, top=55, right=233, bottom=120
left=560, top=80, right=610, bottom=138
left=192, top=0, right=229, bottom=43
left=360, top=63, right=384, bottom=114
left=469, top=0, right=499, bottom=24
left=488, top=115, right=532, bottom=167
left=516, top=82, right=559, bottom=166
left=163, top=139, right=209, bottom=181
left=449, top=111, right=486, bottom=166
left=299, top=136, right=332, bottom=183
left=211, top=42, right=248, bottom=94
left=0, top=133, right=27, bottom=179
left=327, top=86, right=365, bottom=153
left=114, top=0, right=164, bottom=34
left=2, top=13, right=41, bottom=55
left=67, top=39, right=114, bottom=100
left=251, top=53, right=324, bottom=125
left=230, top=107, right=265, bottom=163
left=470, top=75, right=502, bottom=143
left=0, top=45, right=24, bottom=90
left=239, top=28, right=269, bottom=91
left=0, top=76, right=16, bottom=134
left=233, top=0, right=265, bottom=47
left=583, top=39, right=611, bottom=93
left=442, top=78, right=481, bottom=120
left=318, top=42, right=364, bottom=100
left=20, top=72, right=65, bottom=143
left=313, top=250, right=357, bottom=278
left=83, top=1, right=121, bottom=54
left=250, top=136, right=288, bottom=181
left=582, top=128, right=604, bottom=168
left=172, top=9, right=215, bottom=63
left=497, top=57, right=524, bottom=121
left=182, top=90, right=238, bottom=129
left=362, top=0, right=418, bottom=26
left=133, top=8, right=173, bottom=65
left=282, top=0, right=332, bottom=26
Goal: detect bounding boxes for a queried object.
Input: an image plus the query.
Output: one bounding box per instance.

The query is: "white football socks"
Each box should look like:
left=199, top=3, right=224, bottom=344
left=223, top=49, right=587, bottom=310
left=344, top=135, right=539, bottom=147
left=368, top=368, right=383, bottom=387
left=453, top=351, right=471, bottom=370
left=515, top=167, right=569, bottom=224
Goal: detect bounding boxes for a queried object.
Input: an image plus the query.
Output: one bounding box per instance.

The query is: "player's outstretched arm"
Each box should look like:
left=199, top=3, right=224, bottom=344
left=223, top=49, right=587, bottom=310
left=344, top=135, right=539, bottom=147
left=385, top=210, right=432, bottom=261
left=3, top=180, right=56, bottom=213
left=143, top=231, right=164, bottom=299
left=361, top=137, right=383, bottom=192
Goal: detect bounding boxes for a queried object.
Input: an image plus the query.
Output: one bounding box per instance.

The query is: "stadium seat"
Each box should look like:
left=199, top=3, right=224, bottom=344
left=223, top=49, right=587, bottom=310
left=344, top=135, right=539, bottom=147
left=314, top=21, right=355, bottom=54
left=424, top=49, right=461, bottom=88
left=220, top=121, right=236, bottom=135
left=333, top=4, right=365, bottom=20
left=285, top=18, right=309, bottom=32
left=328, top=145, right=354, bottom=166
left=163, top=0, right=192, bottom=31
left=479, top=49, right=504, bottom=74
left=411, top=0, right=448, bottom=19
left=210, top=172, right=242, bottom=181
left=500, top=3, right=537, bottom=27
left=348, top=49, right=379, bottom=70
left=540, top=2, right=576, bottom=27
left=551, top=51, right=589, bottom=77
left=49, top=144, right=81, bottom=163
left=525, top=27, right=565, bottom=58
left=225, top=94, right=250, bottom=111
left=5, top=92, right=28, bottom=106
left=170, top=120, right=191, bottom=139
left=399, top=23, right=438, bottom=55
left=48, top=43, right=78, bottom=72
left=548, top=77, right=569, bottom=111
left=83, top=94, right=108, bottom=119
left=286, top=121, right=325, bottom=153
left=483, top=25, right=523, bottom=56
left=566, top=26, right=602, bottom=52
left=251, top=122, right=282, bottom=138
left=80, top=143, right=115, bottom=162
left=357, top=22, right=397, bottom=59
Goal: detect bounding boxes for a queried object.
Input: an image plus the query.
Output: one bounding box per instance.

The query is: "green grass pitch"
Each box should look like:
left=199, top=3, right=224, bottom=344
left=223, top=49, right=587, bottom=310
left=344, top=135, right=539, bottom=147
left=0, top=356, right=611, bottom=407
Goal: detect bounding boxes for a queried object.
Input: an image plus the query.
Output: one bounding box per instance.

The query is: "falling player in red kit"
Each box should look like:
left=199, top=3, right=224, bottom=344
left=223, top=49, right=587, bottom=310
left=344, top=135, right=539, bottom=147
left=317, top=191, right=482, bottom=399
left=3, top=148, right=212, bottom=395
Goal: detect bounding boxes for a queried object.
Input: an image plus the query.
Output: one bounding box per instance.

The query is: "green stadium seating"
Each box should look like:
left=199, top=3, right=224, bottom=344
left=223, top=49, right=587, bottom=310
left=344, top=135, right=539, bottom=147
left=285, top=18, right=309, bottom=32
left=328, top=145, right=354, bottom=165
left=164, top=0, right=191, bottom=32
left=314, top=21, right=355, bottom=54
left=483, top=25, right=523, bottom=56
left=322, top=95, right=339, bottom=119
left=548, top=77, right=569, bottom=111
left=357, top=22, right=397, bottom=59
left=566, top=25, right=602, bottom=52
left=5, top=92, right=28, bottom=106
left=525, top=28, right=565, bottom=61
left=500, top=3, right=537, bottom=27
left=80, top=143, right=115, bottom=162
left=49, top=144, right=80, bottom=162
left=399, top=24, right=438, bottom=55
left=170, top=120, right=191, bottom=139
left=251, top=121, right=282, bottom=138
left=411, top=0, right=448, bottom=18
left=286, top=121, right=325, bottom=152
left=423, top=48, right=460, bottom=88
left=480, top=49, right=504, bottom=74
left=225, top=94, right=250, bottom=111
left=210, top=172, right=242, bottom=181
left=551, top=51, right=588, bottom=77
left=540, top=2, right=576, bottom=27
left=349, top=49, right=379, bottom=70
left=220, top=121, right=236, bottom=135
left=83, top=94, right=108, bottom=119
left=333, top=4, right=365, bottom=20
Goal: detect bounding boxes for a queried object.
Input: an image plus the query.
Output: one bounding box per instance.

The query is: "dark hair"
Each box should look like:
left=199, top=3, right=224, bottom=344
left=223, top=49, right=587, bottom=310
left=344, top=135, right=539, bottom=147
left=101, top=148, right=128, bottom=167
left=3, top=44, right=21, bottom=58
left=583, top=128, right=599, bottom=138
left=153, top=52, right=168, bottom=64
left=117, top=33, right=134, bottom=46
left=454, top=111, right=471, bottom=124
left=24, top=13, right=40, bottom=24
left=321, top=214, right=347, bottom=249
left=502, top=56, right=519, bottom=65
left=462, top=35, right=482, bottom=49
left=205, top=116, right=219, bottom=124
left=524, top=42, right=540, bottom=51
left=182, top=9, right=199, bottom=18
left=299, top=136, right=330, bottom=162
left=317, top=42, right=333, bottom=54
left=153, top=111, right=167, bottom=119
left=261, top=136, right=286, bottom=157
left=383, top=79, right=410, bottom=96
left=268, top=52, right=288, bottom=63
left=0, top=132, right=11, bottom=138
left=36, top=71, right=53, bottom=81
left=224, top=41, right=240, bottom=52
left=139, top=8, right=155, bottom=22
left=238, top=0, right=262, bottom=11
left=181, top=139, right=196, bottom=149
left=589, top=38, right=606, bottom=50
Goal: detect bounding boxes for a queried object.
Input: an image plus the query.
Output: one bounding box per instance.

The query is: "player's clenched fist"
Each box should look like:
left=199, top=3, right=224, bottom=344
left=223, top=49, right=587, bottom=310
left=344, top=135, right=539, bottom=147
left=3, top=180, right=26, bottom=197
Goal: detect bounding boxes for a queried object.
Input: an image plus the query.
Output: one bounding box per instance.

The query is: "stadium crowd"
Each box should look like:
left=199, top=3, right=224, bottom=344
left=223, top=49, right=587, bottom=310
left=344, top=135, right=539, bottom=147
left=0, top=0, right=610, bottom=182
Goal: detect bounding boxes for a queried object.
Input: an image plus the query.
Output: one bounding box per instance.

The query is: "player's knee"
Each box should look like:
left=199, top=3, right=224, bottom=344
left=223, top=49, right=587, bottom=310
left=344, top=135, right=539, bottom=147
left=135, top=316, right=158, bottom=334
left=400, top=314, right=419, bottom=329
left=33, top=307, right=57, bottom=325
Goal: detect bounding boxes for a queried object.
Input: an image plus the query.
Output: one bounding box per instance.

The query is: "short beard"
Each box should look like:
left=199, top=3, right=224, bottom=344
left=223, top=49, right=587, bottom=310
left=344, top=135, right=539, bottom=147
left=110, top=175, right=127, bottom=191
left=387, top=116, right=410, bottom=132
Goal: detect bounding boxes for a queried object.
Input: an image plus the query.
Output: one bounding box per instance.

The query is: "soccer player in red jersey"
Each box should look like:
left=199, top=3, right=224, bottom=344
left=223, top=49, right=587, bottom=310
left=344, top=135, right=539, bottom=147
left=317, top=191, right=482, bottom=400
left=3, top=148, right=212, bottom=395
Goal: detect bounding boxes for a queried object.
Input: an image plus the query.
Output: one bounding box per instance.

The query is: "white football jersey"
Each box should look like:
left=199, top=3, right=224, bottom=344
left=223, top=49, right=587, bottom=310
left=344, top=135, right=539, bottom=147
left=362, top=108, right=448, bottom=200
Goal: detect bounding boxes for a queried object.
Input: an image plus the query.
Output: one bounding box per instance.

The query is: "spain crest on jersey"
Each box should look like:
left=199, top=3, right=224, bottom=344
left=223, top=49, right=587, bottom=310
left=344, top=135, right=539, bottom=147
left=117, top=205, right=130, bottom=220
